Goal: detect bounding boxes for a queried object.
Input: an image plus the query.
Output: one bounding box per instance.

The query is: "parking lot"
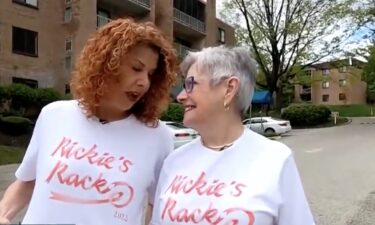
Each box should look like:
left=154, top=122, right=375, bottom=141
left=278, top=117, right=375, bottom=225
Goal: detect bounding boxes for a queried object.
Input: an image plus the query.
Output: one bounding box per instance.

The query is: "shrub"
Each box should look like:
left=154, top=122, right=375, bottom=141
left=63, top=93, right=73, bottom=100
left=160, top=103, right=184, bottom=122
left=5, top=84, right=37, bottom=109
left=35, top=88, right=62, bottom=107
left=0, top=116, right=32, bottom=136
left=281, top=104, right=331, bottom=126
left=0, top=86, right=10, bottom=102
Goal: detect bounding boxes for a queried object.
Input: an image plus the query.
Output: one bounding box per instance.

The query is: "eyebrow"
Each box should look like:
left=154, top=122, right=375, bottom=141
left=135, top=58, right=145, bottom=67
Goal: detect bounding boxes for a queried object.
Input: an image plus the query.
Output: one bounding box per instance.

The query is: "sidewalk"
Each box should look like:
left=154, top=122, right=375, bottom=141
left=0, top=164, right=26, bottom=223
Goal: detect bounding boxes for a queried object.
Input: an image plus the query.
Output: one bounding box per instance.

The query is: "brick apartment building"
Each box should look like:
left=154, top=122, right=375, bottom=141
left=294, top=57, right=367, bottom=105
left=0, top=0, right=235, bottom=93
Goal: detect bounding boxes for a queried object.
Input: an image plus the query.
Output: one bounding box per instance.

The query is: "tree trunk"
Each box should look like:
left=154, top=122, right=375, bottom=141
left=275, top=88, right=284, bottom=110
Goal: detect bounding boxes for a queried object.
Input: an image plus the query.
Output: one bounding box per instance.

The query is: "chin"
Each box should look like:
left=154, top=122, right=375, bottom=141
left=182, top=115, right=198, bottom=129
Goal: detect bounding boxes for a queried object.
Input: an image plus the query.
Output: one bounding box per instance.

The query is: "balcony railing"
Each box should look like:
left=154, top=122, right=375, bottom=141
left=301, top=87, right=312, bottom=94
left=128, top=0, right=151, bottom=8
left=174, top=8, right=205, bottom=34
left=97, top=15, right=111, bottom=28
left=174, top=43, right=194, bottom=58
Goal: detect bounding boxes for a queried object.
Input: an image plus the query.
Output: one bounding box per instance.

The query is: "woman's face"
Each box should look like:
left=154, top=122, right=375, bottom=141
left=100, top=43, right=159, bottom=115
left=177, top=62, right=228, bottom=129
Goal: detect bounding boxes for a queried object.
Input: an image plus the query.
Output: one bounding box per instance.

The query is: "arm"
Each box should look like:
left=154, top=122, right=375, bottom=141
left=0, top=179, right=35, bottom=223
left=144, top=204, right=153, bottom=225
left=277, top=155, right=316, bottom=225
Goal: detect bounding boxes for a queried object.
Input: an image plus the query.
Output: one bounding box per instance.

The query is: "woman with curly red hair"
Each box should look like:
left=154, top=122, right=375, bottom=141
left=0, top=18, right=178, bottom=225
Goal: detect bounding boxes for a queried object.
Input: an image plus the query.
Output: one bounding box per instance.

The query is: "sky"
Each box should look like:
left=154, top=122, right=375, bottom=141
left=215, top=0, right=372, bottom=61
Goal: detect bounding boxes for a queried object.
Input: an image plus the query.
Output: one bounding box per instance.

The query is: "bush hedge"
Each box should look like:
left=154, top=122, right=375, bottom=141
left=0, top=116, right=32, bottom=135
left=281, top=104, right=331, bottom=126
left=0, top=84, right=64, bottom=119
left=5, top=84, right=36, bottom=109
left=35, top=88, right=62, bottom=107
left=160, top=103, right=184, bottom=122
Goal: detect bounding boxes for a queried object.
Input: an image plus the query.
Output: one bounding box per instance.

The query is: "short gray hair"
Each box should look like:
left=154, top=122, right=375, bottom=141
left=180, top=45, right=257, bottom=114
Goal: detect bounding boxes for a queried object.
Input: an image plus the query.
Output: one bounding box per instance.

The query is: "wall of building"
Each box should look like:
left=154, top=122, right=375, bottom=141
left=0, top=0, right=235, bottom=93
left=295, top=62, right=367, bottom=105
left=0, top=1, right=65, bottom=90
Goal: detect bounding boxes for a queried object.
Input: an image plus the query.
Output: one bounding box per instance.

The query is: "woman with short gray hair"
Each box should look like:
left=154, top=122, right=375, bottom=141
left=150, top=46, right=315, bottom=225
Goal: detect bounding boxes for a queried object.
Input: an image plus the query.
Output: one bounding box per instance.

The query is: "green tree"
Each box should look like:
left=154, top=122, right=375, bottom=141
left=362, top=46, right=375, bottom=109
left=220, top=0, right=354, bottom=108
left=350, top=0, right=375, bottom=39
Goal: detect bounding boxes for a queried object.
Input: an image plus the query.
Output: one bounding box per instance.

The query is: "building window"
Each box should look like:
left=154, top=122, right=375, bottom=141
left=65, top=38, right=72, bottom=52
left=13, top=0, right=38, bottom=8
left=97, top=9, right=110, bottom=28
left=322, top=94, right=329, bottom=102
left=12, top=27, right=38, bottom=57
left=65, top=56, right=72, bottom=70
left=218, top=28, right=225, bottom=43
left=339, top=79, right=347, bottom=87
left=174, top=0, right=205, bottom=21
left=339, top=66, right=347, bottom=73
left=65, top=0, right=71, bottom=4
left=339, top=93, right=346, bottom=101
left=65, top=84, right=71, bottom=94
left=305, top=70, right=312, bottom=77
left=322, top=69, right=330, bottom=76
left=64, top=7, right=72, bottom=23
left=322, top=81, right=329, bottom=89
left=12, top=77, right=38, bottom=88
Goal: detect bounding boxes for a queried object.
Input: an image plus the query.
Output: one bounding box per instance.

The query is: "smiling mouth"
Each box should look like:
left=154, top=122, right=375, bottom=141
left=184, top=105, right=196, bottom=113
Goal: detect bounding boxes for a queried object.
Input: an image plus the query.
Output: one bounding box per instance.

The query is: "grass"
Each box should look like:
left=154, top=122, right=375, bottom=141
left=0, top=145, right=25, bottom=165
left=328, top=105, right=374, bottom=117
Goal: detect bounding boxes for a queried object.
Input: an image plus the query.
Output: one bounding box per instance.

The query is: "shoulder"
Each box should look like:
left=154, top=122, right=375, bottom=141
left=134, top=120, right=175, bottom=157
left=163, top=138, right=200, bottom=164
left=138, top=120, right=174, bottom=140
left=227, top=129, right=294, bottom=171
left=40, top=100, right=80, bottom=115
left=244, top=129, right=292, bottom=158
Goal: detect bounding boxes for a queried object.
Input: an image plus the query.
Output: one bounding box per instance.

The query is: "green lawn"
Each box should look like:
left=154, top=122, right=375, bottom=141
left=0, top=145, right=25, bottom=165
left=328, top=105, right=374, bottom=117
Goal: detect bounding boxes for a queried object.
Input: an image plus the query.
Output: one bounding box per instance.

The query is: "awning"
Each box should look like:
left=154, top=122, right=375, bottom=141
left=252, top=90, right=272, bottom=104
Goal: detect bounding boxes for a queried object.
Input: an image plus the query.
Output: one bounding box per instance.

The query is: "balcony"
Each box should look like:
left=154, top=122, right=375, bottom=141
left=97, top=15, right=111, bottom=28
left=174, top=8, right=205, bottom=38
left=174, top=43, right=195, bottom=58
left=301, top=87, right=311, bottom=94
left=98, top=0, right=150, bottom=16
left=299, top=87, right=312, bottom=102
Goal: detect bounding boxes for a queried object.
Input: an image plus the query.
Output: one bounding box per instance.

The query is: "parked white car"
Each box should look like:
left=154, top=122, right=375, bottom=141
left=243, top=117, right=292, bottom=136
left=163, top=121, right=198, bottom=148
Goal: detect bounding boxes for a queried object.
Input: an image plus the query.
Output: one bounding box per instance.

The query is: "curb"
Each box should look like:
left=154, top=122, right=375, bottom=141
left=268, top=136, right=281, bottom=140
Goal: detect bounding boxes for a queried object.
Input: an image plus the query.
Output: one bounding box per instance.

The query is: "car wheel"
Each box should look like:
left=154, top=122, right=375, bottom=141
left=264, top=128, right=276, bottom=136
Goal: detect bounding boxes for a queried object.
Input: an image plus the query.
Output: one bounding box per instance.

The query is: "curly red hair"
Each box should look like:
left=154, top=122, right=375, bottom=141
left=70, top=18, right=178, bottom=124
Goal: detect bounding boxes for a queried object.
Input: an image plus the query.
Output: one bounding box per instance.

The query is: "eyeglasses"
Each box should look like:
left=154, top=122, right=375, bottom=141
left=182, top=76, right=197, bottom=93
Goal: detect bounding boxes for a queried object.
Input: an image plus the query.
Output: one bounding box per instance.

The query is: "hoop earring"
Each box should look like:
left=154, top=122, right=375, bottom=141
left=224, top=102, right=230, bottom=111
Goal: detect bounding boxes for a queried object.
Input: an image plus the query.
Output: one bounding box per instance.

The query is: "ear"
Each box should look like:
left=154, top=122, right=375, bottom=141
left=224, top=76, right=240, bottom=103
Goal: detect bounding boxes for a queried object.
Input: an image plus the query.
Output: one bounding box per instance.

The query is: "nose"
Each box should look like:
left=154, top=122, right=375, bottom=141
left=176, top=89, right=187, bottom=103
left=136, top=72, right=150, bottom=87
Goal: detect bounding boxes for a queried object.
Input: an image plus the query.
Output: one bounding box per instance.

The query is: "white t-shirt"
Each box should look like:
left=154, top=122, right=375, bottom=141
left=15, top=100, right=174, bottom=225
left=150, top=128, right=315, bottom=225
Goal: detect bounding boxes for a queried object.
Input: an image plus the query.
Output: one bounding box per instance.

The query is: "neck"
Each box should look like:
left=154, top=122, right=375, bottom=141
left=96, top=106, right=130, bottom=122
left=197, top=113, right=244, bottom=151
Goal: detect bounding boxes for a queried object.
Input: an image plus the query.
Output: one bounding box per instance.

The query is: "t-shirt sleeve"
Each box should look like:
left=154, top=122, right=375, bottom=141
left=277, top=155, right=316, bottom=225
left=15, top=108, right=45, bottom=181
left=148, top=161, right=167, bottom=225
left=147, top=127, right=174, bottom=206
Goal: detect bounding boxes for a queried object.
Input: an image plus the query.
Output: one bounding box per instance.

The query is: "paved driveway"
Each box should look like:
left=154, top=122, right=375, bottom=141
left=278, top=117, right=375, bottom=225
